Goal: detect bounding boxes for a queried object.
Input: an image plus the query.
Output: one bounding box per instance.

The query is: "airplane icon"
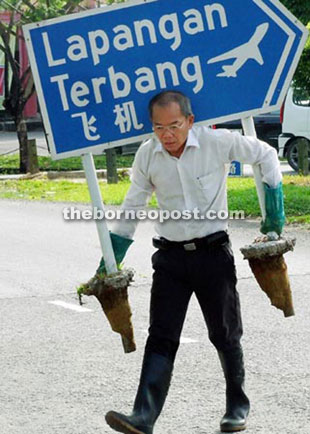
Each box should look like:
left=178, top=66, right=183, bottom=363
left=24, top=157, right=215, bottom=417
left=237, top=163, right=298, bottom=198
left=207, top=22, right=269, bottom=78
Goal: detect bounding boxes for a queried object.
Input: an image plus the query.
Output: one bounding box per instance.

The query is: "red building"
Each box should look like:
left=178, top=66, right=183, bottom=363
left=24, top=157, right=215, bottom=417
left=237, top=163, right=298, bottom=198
left=0, top=10, right=38, bottom=118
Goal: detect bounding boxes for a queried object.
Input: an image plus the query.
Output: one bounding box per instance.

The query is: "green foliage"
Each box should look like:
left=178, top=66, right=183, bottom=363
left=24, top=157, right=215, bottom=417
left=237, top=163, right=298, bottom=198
left=105, top=0, right=126, bottom=5
left=1, top=0, right=85, bottom=22
left=292, top=23, right=310, bottom=92
left=281, top=1, right=310, bottom=92
left=280, top=0, right=310, bottom=25
left=23, top=0, right=82, bottom=21
left=77, top=284, right=86, bottom=297
left=0, top=153, right=135, bottom=173
left=77, top=283, right=87, bottom=305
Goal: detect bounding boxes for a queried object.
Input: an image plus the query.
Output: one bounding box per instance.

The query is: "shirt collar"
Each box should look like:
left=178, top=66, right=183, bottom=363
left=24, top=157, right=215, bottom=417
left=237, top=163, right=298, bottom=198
left=153, top=128, right=200, bottom=153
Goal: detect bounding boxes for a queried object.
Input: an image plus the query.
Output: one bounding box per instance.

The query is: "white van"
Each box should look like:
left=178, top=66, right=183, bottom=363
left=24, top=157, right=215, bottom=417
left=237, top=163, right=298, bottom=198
left=278, top=86, right=310, bottom=171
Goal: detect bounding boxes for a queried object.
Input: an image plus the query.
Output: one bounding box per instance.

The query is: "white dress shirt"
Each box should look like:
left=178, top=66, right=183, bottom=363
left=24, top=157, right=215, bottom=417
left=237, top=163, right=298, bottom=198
left=112, top=125, right=282, bottom=242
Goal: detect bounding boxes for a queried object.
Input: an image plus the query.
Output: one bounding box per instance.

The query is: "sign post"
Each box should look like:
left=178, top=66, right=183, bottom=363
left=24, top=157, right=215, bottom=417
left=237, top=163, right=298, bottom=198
left=82, top=153, right=117, bottom=275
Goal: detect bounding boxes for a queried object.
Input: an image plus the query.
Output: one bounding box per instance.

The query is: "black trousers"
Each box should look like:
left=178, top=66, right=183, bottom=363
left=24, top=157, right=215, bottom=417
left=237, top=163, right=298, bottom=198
left=145, top=238, right=243, bottom=362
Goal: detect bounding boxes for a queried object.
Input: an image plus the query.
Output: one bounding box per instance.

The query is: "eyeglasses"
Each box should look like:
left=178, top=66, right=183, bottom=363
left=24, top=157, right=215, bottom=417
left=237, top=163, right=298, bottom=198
left=152, top=120, right=186, bottom=134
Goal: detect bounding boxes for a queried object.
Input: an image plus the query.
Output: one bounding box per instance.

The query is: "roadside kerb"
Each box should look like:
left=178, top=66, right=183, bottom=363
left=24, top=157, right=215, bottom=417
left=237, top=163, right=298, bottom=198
left=0, top=161, right=296, bottom=181
left=0, top=168, right=132, bottom=181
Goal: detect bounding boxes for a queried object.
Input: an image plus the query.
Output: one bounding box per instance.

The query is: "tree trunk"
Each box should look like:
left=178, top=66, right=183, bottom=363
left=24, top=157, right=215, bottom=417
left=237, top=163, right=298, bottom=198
left=16, top=112, right=39, bottom=174
left=297, top=138, right=309, bottom=176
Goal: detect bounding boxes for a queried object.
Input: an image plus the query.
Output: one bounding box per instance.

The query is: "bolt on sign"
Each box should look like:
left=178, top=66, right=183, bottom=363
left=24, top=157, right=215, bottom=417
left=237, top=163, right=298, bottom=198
left=23, top=0, right=308, bottom=160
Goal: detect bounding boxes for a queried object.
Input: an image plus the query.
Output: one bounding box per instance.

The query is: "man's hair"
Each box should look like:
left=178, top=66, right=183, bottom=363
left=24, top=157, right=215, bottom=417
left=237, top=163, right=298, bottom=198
left=148, top=90, right=193, bottom=119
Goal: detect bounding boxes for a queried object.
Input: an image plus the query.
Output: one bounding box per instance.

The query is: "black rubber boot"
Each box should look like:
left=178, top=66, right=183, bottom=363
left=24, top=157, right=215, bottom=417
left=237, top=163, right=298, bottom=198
left=105, top=352, right=173, bottom=434
left=218, top=347, right=250, bottom=432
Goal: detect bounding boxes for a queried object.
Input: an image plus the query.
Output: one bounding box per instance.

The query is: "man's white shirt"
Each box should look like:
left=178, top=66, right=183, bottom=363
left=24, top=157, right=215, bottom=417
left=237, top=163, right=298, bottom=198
left=112, top=125, right=282, bottom=242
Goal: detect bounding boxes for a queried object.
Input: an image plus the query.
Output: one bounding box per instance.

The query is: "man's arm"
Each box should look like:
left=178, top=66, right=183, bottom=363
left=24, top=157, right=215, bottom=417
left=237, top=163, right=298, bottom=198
left=223, top=131, right=282, bottom=187
left=111, top=144, right=154, bottom=239
left=97, top=144, right=154, bottom=273
left=217, top=130, right=284, bottom=234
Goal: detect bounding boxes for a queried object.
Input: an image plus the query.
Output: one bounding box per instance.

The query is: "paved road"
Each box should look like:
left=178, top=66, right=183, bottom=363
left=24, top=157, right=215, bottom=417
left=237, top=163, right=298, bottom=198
left=0, top=199, right=309, bottom=434
left=0, top=131, right=50, bottom=156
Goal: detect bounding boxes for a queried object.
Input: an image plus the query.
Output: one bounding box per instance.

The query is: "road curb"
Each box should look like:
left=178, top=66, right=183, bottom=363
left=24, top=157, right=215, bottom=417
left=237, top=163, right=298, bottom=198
left=0, top=168, right=132, bottom=181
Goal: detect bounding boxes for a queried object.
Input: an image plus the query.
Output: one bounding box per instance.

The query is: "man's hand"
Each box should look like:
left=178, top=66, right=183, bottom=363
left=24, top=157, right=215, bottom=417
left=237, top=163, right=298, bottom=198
left=97, top=232, right=133, bottom=274
left=260, top=182, right=285, bottom=236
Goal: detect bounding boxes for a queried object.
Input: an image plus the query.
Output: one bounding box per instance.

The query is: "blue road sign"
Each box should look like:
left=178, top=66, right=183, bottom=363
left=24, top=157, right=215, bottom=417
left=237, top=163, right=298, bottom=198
left=23, top=0, right=308, bottom=159
left=229, top=161, right=243, bottom=177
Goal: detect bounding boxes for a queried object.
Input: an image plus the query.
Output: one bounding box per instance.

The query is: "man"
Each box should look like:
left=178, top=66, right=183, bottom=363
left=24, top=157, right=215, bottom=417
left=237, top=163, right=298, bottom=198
left=103, top=90, right=284, bottom=433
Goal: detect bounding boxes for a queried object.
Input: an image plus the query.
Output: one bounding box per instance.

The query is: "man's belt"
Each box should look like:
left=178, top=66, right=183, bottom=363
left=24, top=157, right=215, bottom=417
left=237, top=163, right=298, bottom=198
left=152, top=231, right=229, bottom=251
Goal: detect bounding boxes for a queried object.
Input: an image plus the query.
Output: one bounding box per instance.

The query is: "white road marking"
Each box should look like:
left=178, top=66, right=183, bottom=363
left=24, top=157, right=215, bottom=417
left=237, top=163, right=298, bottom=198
left=48, top=300, right=92, bottom=312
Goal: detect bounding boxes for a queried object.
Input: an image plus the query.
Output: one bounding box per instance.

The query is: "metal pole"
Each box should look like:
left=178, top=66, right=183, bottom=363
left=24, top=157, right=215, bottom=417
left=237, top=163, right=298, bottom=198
left=241, top=117, right=266, bottom=220
left=82, top=153, right=118, bottom=275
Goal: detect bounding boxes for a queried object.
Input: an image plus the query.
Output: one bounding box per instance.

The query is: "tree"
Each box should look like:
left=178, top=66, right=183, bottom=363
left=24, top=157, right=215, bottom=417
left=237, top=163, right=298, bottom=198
left=281, top=0, right=310, bottom=25
left=281, top=0, right=310, bottom=92
left=0, top=0, right=94, bottom=173
left=293, top=23, right=310, bottom=93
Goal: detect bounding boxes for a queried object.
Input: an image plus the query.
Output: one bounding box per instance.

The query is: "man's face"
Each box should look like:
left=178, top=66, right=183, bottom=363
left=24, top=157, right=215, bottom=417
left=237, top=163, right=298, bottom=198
left=151, top=102, right=194, bottom=158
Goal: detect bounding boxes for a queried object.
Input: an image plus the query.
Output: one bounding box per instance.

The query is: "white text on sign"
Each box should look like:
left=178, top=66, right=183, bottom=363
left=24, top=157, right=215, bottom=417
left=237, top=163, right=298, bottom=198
left=44, top=3, right=228, bottom=111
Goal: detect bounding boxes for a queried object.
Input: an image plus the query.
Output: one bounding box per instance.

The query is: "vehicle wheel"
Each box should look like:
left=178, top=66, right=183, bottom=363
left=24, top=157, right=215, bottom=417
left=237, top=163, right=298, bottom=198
left=287, top=138, right=310, bottom=171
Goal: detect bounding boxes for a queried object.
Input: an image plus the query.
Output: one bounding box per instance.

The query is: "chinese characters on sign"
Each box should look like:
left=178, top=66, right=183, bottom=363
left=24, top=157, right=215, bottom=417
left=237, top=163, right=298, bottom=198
left=113, top=101, right=143, bottom=134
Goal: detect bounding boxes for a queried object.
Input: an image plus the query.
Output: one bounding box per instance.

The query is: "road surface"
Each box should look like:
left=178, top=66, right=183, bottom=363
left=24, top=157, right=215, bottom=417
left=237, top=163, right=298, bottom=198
left=0, top=199, right=309, bottom=434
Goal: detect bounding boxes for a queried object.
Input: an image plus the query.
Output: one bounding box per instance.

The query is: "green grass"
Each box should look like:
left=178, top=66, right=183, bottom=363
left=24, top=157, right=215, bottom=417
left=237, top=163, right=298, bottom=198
left=0, top=177, right=158, bottom=207
left=0, top=175, right=309, bottom=224
left=228, top=175, right=310, bottom=224
left=280, top=176, right=310, bottom=224
left=0, top=178, right=128, bottom=203
left=0, top=154, right=135, bottom=174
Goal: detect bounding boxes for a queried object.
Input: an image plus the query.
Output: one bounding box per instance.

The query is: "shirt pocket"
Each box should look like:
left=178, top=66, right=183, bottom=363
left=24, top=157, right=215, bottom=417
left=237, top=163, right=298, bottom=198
left=196, top=172, right=215, bottom=189
left=195, top=172, right=216, bottom=204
